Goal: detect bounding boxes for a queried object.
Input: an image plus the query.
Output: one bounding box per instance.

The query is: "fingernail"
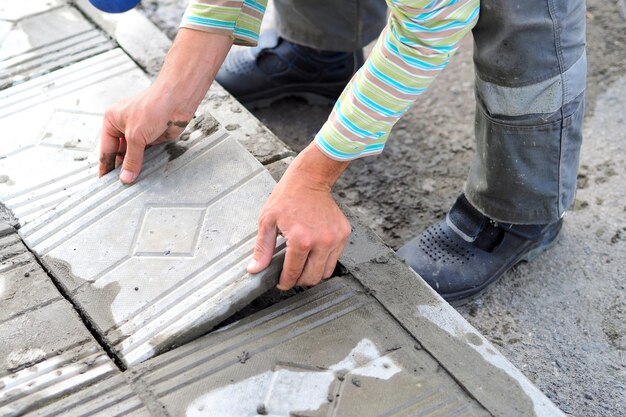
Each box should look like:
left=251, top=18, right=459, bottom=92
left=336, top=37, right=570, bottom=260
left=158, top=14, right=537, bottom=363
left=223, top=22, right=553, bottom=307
left=120, top=169, right=136, bottom=184
left=247, top=259, right=257, bottom=272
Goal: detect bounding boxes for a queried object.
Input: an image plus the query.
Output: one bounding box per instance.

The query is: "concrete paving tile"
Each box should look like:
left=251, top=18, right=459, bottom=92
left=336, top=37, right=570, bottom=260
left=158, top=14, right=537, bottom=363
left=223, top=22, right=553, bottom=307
left=0, top=228, right=118, bottom=417
left=0, top=232, right=62, bottom=324
left=203, top=85, right=295, bottom=165
left=265, top=155, right=293, bottom=181
left=339, top=216, right=566, bottom=417
left=0, top=6, right=114, bottom=88
left=0, top=48, right=150, bottom=226
left=0, top=232, right=28, bottom=268
left=131, top=278, right=489, bottom=417
left=24, top=373, right=158, bottom=417
left=0, top=298, right=118, bottom=417
left=0, top=1, right=66, bottom=22
left=20, top=127, right=285, bottom=367
left=73, top=0, right=170, bottom=77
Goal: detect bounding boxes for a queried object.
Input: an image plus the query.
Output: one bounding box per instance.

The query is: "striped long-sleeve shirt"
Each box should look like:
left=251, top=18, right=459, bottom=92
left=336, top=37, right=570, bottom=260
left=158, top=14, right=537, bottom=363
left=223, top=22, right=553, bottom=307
left=180, top=0, right=480, bottom=161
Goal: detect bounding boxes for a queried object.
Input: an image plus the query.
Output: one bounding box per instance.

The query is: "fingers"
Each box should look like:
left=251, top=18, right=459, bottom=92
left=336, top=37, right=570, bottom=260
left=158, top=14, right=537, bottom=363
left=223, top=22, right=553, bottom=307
left=120, top=136, right=146, bottom=184
left=247, top=176, right=354, bottom=291
left=322, top=227, right=350, bottom=279
left=99, top=114, right=123, bottom=177
left=99, top=91, right=189, bottom=183
left=322, top=249, right=340, bottom=279
left=276, top=220, right=352, bottom=290
left=277, top=242, right=310, bottom=291
left=247, top=215, right=279, bottom=274
left=116, top=137, right=127, bottom=169
left=296, top=250, right=329, bottom=287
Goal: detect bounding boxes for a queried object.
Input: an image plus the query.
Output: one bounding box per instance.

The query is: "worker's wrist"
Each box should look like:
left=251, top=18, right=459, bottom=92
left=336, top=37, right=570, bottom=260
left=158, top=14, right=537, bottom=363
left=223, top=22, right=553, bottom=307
left=152, top=28, right=233, bottom=121
left=149, top=80, right=198, bottom=122
left=288, top=144, right=350, bottom=192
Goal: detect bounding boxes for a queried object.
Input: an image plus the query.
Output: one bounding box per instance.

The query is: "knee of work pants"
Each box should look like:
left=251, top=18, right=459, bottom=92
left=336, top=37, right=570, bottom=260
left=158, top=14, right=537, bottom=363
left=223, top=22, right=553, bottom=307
left=465, top=0, right=587, bottom=224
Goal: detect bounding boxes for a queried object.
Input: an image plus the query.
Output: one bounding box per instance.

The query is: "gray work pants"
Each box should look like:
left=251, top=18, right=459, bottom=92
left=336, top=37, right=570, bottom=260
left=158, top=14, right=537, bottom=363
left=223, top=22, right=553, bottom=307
left=274, top=0, right=586, bottom=224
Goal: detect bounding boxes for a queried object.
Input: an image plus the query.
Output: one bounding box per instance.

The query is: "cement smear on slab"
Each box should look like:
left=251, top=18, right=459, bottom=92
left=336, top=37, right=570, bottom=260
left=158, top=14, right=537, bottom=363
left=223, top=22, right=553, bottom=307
left=339, top=218, right=564, bottom=417
left=129, top=278, right=489, bottom=417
